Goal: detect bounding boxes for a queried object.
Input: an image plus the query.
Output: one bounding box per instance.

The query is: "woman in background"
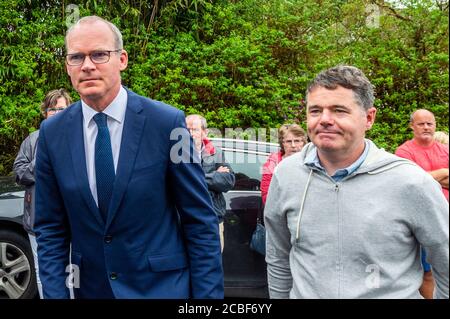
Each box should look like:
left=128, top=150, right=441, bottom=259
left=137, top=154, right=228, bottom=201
left=261, top=123, right=307, bottom=204
left=13, top=89, right=72, bottom=298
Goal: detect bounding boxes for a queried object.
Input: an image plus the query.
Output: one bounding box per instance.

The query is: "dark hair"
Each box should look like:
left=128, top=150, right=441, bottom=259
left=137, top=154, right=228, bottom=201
left=306, top=65, right=375, bottom=111
left=40, top=89, right=72, bottom=116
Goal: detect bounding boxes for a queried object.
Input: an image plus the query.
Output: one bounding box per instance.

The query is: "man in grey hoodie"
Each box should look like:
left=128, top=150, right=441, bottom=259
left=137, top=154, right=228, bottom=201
left=264, top=65, right=449, bottom=299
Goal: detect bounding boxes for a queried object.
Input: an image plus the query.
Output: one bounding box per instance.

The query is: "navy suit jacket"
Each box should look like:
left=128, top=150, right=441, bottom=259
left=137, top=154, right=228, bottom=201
left=34, top=89, right=224, bottom=298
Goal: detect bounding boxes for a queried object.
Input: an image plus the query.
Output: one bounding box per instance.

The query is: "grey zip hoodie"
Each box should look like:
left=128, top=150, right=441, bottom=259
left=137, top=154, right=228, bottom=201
left=264, top=139, right=449, bottom=299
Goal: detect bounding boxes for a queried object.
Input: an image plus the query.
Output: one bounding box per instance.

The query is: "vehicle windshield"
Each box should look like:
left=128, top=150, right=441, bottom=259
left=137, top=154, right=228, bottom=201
left=0, top=176, right=24, bottom=194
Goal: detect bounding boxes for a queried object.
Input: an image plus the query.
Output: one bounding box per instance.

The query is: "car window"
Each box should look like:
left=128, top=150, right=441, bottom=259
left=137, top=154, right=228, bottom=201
left=0, top=176, right=24, bottom=194
left=223, top=150, right=268, bottom=191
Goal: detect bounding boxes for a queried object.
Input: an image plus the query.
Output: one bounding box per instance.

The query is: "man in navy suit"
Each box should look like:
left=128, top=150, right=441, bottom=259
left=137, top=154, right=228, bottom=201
left=34, top=16, right=224, bottom=299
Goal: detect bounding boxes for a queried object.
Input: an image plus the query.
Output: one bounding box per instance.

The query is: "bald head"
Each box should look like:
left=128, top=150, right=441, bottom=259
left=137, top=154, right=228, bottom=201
left=409, top=109, right=436, bottom=146
left=410, top=109, right=435, bottom=124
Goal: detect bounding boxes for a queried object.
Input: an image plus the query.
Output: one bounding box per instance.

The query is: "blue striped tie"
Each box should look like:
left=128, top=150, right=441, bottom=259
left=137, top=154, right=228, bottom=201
left=93, top=113, right=115, bottom=223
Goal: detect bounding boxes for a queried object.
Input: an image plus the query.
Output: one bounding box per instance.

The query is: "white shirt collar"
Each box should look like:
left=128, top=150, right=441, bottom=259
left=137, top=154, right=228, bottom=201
left=81, top=86, right=127, bottom=126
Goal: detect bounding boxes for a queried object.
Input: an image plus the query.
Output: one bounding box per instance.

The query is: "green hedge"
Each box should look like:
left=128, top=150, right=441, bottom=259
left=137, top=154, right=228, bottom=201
left=1, top=0, right=448, bottom=175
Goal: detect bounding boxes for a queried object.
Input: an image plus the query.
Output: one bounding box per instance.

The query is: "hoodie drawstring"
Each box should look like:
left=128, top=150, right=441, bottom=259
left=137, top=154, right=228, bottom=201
left=295, top=169, right=313, bottom=242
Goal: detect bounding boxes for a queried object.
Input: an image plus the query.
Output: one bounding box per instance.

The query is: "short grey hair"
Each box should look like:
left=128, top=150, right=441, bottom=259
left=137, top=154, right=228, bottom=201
left=65, top=16, right=123, bottom=51
left=186, top=114, right=208, bottom=130
left=306, top=65, right=375, bottom=111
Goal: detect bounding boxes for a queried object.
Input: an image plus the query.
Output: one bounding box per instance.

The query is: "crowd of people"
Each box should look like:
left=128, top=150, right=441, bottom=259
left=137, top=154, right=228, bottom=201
left=12, top=16, right=448, bottom=299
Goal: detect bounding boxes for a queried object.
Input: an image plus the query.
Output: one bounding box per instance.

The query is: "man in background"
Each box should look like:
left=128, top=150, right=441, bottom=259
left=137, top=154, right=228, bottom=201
left=396, top=109, right=449, bottom=298
left=186, top=114, right=235, bottom=251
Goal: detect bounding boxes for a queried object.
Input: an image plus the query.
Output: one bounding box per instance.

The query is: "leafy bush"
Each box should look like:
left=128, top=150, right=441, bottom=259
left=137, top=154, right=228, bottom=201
left=0, top=0, right=448, bottom=175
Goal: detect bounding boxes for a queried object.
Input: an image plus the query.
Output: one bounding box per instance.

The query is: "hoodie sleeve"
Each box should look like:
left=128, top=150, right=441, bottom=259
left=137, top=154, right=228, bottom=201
left=410, top=173, right=449, bottom=299
left=264, top=171, right=293, bottom=298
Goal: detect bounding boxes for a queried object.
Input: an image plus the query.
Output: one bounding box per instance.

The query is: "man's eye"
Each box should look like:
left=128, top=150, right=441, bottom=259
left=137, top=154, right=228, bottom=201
left=70, top=54, right=84, bottom=61
left=92, top=52, right=108, bottom=58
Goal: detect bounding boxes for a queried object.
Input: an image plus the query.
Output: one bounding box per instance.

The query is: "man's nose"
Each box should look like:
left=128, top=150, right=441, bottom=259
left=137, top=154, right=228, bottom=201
left=81, top=55, right=96, bottom=71
left=319, top=110, right=334, bottom=126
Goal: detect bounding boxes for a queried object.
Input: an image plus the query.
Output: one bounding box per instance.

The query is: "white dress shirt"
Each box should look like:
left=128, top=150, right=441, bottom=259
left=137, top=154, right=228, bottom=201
left=81, top=86, right=127, bottom=205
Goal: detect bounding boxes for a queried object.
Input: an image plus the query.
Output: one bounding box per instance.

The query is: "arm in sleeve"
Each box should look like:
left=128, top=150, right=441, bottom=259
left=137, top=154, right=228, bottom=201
left=410, top=174, right=449, bottom=299
left=168, top=111, right=224, bottom=298
left=261, top=155, right=278, bottom=204
left=260, top=157, right=274, bottom=204
left=204, top=149, right=235, bottom=193
left=264, top=172, right=293, bottom=298
left=34, top=123, right=71, bottom=299
left=13, top=134, right=36, bottom=186
left=429, top=168, right=449, bottom=189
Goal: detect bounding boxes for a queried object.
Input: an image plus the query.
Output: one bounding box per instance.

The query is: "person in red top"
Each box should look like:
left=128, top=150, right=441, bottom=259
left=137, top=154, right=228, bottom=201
left=396, top=109, right=449, bottom=299
left=396, top=109, right=449, bottom=200
left=261, top=124, right=307, bottom=204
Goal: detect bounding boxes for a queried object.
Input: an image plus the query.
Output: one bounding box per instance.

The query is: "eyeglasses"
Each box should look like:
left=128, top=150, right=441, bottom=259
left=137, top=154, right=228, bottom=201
left=188, top=127, right=202, bottom=133
left=47, top=107, right=66, bottom=113
left=283, top=139, right=305, bottom=145
left=65, top=49, right=122, bottom=66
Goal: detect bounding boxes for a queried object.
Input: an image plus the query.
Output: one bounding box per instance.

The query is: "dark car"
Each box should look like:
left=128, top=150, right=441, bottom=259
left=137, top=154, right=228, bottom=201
left=0, top=138, right=279, bottom=299
left=211, top=138, right=279, bottom=298
left=0, top=177, right=37, bottom=299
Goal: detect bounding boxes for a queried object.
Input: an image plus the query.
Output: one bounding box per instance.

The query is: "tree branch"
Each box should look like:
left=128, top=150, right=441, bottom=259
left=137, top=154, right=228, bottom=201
left=370, top=0, right=413, bottom=22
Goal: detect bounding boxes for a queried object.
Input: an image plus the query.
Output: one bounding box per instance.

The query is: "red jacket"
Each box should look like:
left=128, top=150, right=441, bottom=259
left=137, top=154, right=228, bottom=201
left=261, top=151, right=283, bottom=204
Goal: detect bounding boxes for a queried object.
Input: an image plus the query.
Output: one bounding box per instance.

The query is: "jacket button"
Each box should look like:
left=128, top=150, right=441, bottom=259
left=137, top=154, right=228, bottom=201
left=110, top=272, right=118, bottom=280
left=104, top=235, right=112, bottom=243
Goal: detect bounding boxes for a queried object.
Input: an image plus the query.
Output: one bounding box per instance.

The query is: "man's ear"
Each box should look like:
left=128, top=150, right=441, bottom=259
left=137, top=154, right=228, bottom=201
left=119, top=50, right=128, bottom=71
left=365, top=107, right=377, bottom=130
left=65, top=63, right=71, bottom=77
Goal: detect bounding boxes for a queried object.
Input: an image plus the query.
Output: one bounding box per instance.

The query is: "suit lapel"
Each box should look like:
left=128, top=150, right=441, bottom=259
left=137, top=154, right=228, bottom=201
left=66, top=102, right=105, bottom=227
left=106, top=92, right=145, bottom=229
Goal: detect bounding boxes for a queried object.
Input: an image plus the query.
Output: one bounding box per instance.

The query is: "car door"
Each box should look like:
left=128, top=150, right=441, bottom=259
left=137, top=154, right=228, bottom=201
left=214, top=139, right=278, bottom=298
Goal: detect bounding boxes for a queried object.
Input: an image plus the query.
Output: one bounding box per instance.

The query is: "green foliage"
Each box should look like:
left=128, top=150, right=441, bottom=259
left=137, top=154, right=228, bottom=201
left=0, top=0, right=448, bottom=174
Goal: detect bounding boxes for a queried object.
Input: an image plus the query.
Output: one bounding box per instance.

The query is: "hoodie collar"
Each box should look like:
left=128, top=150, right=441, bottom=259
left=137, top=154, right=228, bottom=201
left=305, top=141, right=369, bottom=181
left=301, top=139, right=414, bottom=177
